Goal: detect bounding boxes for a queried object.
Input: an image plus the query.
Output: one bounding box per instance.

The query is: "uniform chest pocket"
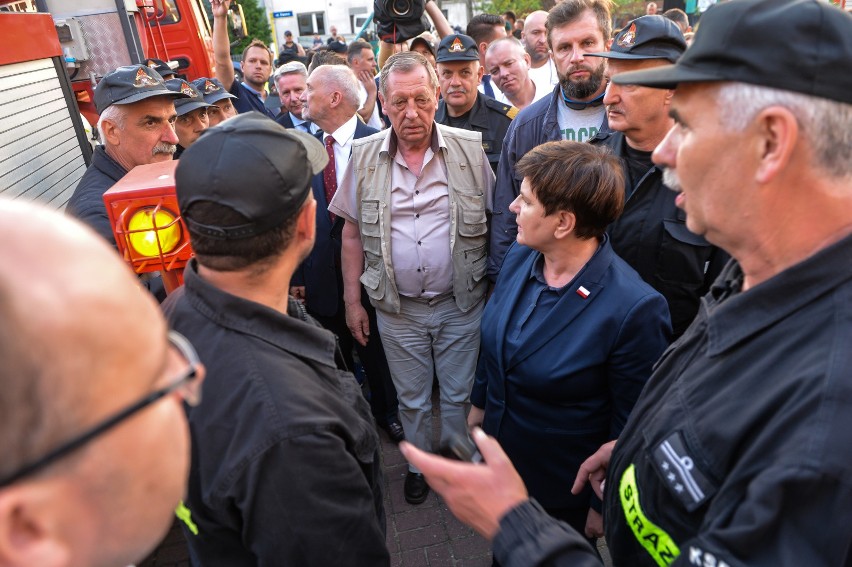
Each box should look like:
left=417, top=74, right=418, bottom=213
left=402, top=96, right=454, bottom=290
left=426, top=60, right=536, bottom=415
left=456, top=192, right=487, bottom=237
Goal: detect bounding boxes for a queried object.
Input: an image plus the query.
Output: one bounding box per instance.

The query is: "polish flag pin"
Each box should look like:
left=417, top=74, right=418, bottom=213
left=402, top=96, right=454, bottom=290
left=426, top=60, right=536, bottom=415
left=576, top=286, right=590, bottom=299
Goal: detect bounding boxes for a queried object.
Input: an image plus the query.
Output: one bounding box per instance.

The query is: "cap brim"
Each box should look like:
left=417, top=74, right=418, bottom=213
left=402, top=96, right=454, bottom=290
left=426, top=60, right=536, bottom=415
left=612, top=63, right=724, bottom=89
left=115, top=89, right=189, bottom=106
left=285, top=129, right=328, bottom=175
left=175, top=100, right=214, bottom=115
left=588, top=51, right=673, bottom=61
left=436, top=55, right=479, bottom=63
left=203, top=92, right=238, bottom=103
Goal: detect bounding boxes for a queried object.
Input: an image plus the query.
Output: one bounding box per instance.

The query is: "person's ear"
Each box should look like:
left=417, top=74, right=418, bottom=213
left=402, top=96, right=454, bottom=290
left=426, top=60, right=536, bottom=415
left=753, top=106, right=798, bottom=185
left=101, top=119, right=122, bottom=147
left=0, top=486, right=71, bottom=567
left=553, top=210, right=576, bottom=239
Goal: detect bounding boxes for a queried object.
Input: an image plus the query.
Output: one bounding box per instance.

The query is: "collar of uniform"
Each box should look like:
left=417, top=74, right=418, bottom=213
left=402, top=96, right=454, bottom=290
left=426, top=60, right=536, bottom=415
left=705, top=233, right=852, bottom=356
left=181, top=259, right=339, bottom=367
left=435, top=94, right=490, bottom=128
left=95, top=144, right=129, bottom=181
left=383, top=122, right=444, bottom=159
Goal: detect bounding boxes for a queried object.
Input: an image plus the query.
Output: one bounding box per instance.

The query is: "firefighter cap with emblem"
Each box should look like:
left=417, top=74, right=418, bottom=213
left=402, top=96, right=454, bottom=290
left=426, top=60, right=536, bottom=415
left=589, top=15, right=685, bottom=63
left=94, top=64, right=188, bottom=114
left=436, top=34, right=480, bottom=63
left=613, top=0, right=852, bottom=105
left=191, top=77, right=237, bottom=105
left=164, top=79, right=213, bottom=116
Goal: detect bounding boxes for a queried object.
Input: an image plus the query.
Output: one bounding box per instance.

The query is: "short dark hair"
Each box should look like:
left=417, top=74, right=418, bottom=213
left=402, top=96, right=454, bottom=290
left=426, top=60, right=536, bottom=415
left=546, top=0, right=613, bottom=49
left=346, top=40, right=372, bottom=63
left=503, top=10, right=517, bottom=23
left=515, top=141, right=624, bottom=240
left=241, top=39, right=274, bottom=65
left=308, top=47, right=348, bottom=73
left=466, top=13, right=504, bottom=45
left=663, top=8, right=689, bottom=32
left=186, top=201, right=300, bottom=273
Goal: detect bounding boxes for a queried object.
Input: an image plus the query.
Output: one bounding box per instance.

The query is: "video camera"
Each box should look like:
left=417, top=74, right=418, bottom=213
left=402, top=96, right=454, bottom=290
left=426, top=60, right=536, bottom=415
left=374, top=0, right=429, bottom=43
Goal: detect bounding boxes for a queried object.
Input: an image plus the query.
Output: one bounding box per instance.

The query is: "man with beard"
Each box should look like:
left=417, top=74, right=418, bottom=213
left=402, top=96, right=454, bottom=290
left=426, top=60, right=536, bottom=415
left=521, top=11, right=559, bottom=96
left=489, top=0, right=612, bottom=279
left=67, top=64, right=185, bottom=246
left=211, top=0, right=276, bottom=118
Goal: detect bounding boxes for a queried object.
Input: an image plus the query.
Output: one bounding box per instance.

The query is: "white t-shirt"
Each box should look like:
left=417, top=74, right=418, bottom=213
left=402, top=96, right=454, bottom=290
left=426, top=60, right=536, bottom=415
left=528, top=58, right=559, bottom=99
left=555, top=101, right=605, bottom=143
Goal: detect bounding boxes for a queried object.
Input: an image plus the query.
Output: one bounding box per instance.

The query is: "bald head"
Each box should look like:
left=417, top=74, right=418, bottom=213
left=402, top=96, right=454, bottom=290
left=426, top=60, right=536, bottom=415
left=0, top=200, right=189, bottom=567
left=521, top=10, right=550, bottom=66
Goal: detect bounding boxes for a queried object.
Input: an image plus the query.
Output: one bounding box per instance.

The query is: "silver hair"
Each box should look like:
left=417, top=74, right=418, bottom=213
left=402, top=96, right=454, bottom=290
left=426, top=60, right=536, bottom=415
left=379, top=51, right=439, bottom=99
left=96, top=104, right=128, bottom=146
left=273, top=61, right=308, bottom=82
left=315, top=65, right=361, bottom=110
left=486, top=36, right=526, bottom=57
left=717, top=82, right=852, bottom=179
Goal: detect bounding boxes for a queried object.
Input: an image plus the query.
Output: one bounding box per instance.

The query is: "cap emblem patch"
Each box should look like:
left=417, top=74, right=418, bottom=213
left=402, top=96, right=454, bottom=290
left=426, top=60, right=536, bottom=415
left=180, top=82, right=195, bottom=97
left=134, top=67, right=160, bottom=88
left=449, top=37, right=465, bottom=52
left=618, top=23, right=637, bottom=48
left=203, top=80, right=220, bottom=94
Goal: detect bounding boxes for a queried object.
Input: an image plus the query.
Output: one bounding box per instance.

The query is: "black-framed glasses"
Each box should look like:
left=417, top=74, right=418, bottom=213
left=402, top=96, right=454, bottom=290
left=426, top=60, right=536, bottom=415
left=0, top=331, right=201, bottom=488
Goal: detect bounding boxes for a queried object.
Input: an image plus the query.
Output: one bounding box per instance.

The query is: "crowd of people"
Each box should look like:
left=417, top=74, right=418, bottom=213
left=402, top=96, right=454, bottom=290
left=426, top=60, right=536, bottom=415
left=2, top=0, right=851, bottom=566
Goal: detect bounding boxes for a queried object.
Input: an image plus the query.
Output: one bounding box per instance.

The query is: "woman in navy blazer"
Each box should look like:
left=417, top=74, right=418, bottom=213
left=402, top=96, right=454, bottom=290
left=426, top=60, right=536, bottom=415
left=469, top=141, right=671, bottom=542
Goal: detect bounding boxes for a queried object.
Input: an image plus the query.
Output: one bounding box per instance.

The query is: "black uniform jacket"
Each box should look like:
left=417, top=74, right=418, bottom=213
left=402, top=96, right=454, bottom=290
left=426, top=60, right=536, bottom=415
left=592, top=130, right=728, bottom=337
left=66, top=145, right=127, bottom=245
left=493, top=233, right=852, bottom=567
left=167, top=261, right=390, bottom=566
left=435, top=92, right=516, bottom=176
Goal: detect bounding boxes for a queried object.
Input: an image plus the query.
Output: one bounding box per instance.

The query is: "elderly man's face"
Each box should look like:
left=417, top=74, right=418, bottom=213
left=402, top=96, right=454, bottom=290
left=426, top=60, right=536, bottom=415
left=653, top=83, right=747, bottom=243
left=437, top=60, right=482, bottom=116
left=105, top=97, right=178, bottom=170
left=550, top=10, right=608, bottom=100
left=300, top=68, right=331, bottom=124
left=207, top=98, right=237, bottom=126
left=380, top=66, right=438, bottom=148
left=486, top=42, right=530, bottom=97
left=175, top=107, right=210, bottom=148
left=277, top=72, right=307, bottom=118
left=603, top=59, right=672, bottom=142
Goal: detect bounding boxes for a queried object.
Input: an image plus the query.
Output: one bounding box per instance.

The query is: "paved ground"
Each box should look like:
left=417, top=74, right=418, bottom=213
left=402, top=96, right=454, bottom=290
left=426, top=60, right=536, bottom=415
left=140, top=400, right=612, bottom=566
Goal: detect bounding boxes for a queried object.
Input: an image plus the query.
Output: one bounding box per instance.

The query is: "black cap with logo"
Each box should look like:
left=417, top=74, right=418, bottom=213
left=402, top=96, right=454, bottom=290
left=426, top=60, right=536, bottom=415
left=165, top=79, right=213, bottom=116
left=436, top=34, right=479, bottom=63
left=144, top=58, right=177, bottom=79
left=191, top=77, right=237, bottom=105
left=176, top=113, right=328, bottom=240
left=613, top=0, right=852, bottom=105
left=94, top=64, right=187, bottom=114
left=589, top=15, right=685, bottom=63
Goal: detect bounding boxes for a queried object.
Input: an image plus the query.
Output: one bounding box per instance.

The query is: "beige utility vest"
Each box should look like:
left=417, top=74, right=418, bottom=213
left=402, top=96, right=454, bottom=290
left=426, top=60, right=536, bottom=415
left=351, top=125, right=488, bottom=314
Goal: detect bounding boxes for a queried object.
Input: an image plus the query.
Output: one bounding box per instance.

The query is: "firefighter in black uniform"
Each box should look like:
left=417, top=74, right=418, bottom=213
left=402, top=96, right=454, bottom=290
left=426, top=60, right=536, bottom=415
left=400, top=2, right=852, bottom=566
left=433, top=34, right=517, bottom=176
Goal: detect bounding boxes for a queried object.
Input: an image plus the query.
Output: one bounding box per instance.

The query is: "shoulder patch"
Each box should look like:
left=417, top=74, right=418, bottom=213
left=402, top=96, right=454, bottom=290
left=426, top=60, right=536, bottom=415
left=506, top=106, right=519, bottom=120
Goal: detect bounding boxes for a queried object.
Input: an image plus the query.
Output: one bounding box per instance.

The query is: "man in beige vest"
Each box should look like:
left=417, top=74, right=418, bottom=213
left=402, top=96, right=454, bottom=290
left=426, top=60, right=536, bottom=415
left=330, top=51, right=494, bottom=505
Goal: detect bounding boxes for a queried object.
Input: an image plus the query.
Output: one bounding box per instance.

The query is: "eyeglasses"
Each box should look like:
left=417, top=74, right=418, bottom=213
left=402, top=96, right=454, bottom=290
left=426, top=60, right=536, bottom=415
left=0, top=331, right=201, bottom=488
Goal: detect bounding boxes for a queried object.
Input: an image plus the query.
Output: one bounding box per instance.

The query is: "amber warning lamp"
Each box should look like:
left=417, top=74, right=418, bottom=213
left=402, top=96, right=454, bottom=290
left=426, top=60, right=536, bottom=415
left=104, top=160, right=193, bottom=294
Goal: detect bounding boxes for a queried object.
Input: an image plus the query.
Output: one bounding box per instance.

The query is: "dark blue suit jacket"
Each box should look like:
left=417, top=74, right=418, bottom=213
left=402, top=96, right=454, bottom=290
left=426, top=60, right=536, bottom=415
left=293, top=120, right=378, bottom=317
left=471, top=238, right=671, bottom=510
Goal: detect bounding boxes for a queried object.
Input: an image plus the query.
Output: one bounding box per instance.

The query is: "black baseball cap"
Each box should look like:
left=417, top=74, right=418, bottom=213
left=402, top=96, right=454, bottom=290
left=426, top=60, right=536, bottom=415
left=436, top=34, right=479, bottom=63
left=191, top=77, right=237, bottom=104
left=176, top=112, right=328, bottom=240
left=613, top=0, right=852, bottom=105
left=589, top=15, right=685, bottom=63
left=165, top=79, right=213, bottom=116
left=145, top=58, right=177, bottom=78
left=94, top=64, right=187, bottom=114
left=328, top=41, right=347, bottom=54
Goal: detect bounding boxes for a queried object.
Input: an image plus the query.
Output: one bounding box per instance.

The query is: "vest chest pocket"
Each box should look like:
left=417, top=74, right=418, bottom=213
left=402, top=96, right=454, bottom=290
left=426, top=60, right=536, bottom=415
left=360, top=200, right=382, bottom=255
left=455, top=192, right=487, bottom=237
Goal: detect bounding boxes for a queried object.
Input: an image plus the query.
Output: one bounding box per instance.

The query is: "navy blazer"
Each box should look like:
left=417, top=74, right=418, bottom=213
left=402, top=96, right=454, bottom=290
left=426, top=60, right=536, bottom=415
left=293, top=120, right=378, bottom=317
left=471, top=238, right=671, bottom=509
left=274, top=111, right=295, bottom=129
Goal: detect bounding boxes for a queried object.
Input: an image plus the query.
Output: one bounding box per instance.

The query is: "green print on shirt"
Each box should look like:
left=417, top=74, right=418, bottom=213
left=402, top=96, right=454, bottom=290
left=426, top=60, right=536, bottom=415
left=561, top=127, right=599, bottom=142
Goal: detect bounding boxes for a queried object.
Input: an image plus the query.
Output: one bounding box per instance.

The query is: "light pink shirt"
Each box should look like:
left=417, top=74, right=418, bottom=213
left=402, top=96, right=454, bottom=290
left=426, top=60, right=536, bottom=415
left=329, top=126, right=454, bottom=297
